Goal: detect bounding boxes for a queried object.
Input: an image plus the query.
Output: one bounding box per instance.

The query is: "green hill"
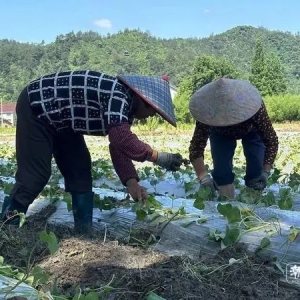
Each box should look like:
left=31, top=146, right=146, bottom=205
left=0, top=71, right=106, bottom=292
left=1, top=25, right=300, bottom=101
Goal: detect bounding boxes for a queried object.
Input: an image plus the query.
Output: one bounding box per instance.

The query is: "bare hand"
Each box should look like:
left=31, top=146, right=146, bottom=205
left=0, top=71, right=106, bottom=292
left=126, top=178, right=148, bottom=202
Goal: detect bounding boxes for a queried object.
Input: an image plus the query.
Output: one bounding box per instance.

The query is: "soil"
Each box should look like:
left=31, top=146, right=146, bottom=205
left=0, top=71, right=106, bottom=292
left=1, top=206, right=300, bottom=300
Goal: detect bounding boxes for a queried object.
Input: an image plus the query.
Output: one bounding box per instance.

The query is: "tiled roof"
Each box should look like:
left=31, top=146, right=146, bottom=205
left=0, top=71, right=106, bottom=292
left=0, top=103, right=16, bottom=113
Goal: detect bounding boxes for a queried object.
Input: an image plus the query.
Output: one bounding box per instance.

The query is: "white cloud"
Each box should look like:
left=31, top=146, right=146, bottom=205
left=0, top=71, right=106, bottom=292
left=93, top=19, right=112, bottom=29
left=203, top=9, right=210, bottom=14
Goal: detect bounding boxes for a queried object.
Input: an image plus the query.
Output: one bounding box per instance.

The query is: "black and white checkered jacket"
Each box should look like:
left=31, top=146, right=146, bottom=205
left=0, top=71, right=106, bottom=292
left=27, top=70, right=134, bottom=135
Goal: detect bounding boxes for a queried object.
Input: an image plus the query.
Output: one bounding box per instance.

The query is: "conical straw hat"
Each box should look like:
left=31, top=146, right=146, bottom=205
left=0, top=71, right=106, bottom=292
left=117, top=74, right=176, bottom=127
left=189, top=78, right=262, bottom=126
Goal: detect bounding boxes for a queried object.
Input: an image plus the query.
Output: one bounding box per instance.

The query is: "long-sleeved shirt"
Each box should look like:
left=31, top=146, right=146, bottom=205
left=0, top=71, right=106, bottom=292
left=27, top=70, right=153, bottom=185
left=189, top=103, right=279, bottom=165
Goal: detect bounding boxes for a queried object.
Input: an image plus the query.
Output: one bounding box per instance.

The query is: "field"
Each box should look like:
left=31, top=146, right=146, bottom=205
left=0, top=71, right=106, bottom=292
left=1, top=124, right=300, bottom=300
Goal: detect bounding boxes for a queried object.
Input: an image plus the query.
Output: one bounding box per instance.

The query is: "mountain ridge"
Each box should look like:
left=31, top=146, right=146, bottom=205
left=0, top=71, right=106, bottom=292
left=1, top=25, right=300, bottom=100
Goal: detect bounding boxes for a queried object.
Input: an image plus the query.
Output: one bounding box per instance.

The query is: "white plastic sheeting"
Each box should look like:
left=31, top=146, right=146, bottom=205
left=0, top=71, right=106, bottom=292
left=0, top=274, right=39, bottom=299
left=1, top=174, right=300, bottom=297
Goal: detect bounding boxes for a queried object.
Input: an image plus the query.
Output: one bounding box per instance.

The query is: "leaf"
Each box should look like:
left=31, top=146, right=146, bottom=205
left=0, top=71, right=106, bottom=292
left=83, top=291, right=99, bottom=300
left=278, top=188, right=293, bottom=210
left=221, top=226, right=240, bottom=249
left=260, top=237, right=271, bottom=248
left=147, top=291, right=166, bottom=300
left=178, top=206, right=187, bottom=215
left=51, top=277, right=60, bottom=296
left=62, top=193, right=72, bottom=211
left=217, top=203, right=241, bottom=223
left=147, top=195, right=163, bottom=209
left=150, top=178, right=158, bottom=186
left=33, top=266, right=49, bottom=285
left=94, top=196, right=115, bottom=211
left=143, top=166, right=152, bottom=176
left=261, top=192, right=276, bottom=206
left=24, top=275, right=35, bottom=285
left=255, top=237, right=271, bottom=254
left=288, top=226, right=300, bottom=242
left=131, top=201, right=143, bottom=213
left=278, top=198, right=293, bottom=210
left=269, top=167, right=281, bottom=184
left=193, top=198, right=205, bottom=210
left=184, top=182, right=194, bottom=193
left=195, top=187, right=212, bottom=201
left=3, top=182, right=14, bottom=194
left=136, top=209, right=147, bottom=221
left=39, top=230, right=59, bottom=254
left=15, top=271, right=26, bottom=281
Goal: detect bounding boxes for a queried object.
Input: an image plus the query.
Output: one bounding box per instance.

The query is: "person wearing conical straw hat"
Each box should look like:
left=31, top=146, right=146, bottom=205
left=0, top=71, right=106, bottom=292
left=1, top=70, right=184, bottom=232
left=189, top=78, right=279, bottom=199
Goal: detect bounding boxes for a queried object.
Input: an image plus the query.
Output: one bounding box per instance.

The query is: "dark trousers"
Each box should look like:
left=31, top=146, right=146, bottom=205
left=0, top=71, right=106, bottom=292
left=10, top=88, right=92, bottom=208
left=210, top=129, right=265, bottom=186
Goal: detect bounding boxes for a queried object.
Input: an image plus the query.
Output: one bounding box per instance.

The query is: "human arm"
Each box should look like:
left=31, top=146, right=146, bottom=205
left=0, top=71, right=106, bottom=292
left=106, top=87, right=183, bottom=185
left=191, top=157, right=207, bottom=180
left=247, top=103, right=279, bottom=190
left=189, top=121, right=211, bottom=178
left=108, top=123, right=183, bottom=182
left=252, top=103, right=279, bottom=171
left=188, top=122, right=218, bottom=195
left=109, top=143, right=148, bottom=201
left=108, top=123, right=155, bottom=163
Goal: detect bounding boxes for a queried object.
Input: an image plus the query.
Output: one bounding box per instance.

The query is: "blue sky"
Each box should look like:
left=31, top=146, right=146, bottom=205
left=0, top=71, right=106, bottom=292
left=1, top=0, right=299, bottom=43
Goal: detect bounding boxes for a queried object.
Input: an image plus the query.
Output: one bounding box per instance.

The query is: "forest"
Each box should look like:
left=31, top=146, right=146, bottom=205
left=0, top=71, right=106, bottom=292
left=1, top=25, right=300, bottom=122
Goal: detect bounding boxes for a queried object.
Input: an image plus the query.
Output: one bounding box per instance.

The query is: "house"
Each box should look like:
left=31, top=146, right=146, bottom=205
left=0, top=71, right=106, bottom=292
left=0, top=103, right=16, bottom=126
left=169, top=84, right=178, bottom=100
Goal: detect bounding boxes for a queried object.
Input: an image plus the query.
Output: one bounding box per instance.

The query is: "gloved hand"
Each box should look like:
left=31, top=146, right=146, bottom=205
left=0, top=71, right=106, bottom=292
left=247, top=170, right=270, bottom=191
left=155, top=152, right=183, bottom=171
left=200, top=174, right=218, bottom=197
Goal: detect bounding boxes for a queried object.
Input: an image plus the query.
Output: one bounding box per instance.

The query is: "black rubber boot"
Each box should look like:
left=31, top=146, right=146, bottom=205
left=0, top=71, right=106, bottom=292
left=1, top=196, right=28, bottom=225
left=71, top=191, right=94, bottom=235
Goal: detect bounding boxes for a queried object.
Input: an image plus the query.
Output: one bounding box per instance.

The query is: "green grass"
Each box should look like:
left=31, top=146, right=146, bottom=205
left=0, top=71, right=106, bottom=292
left=1, top=120, right=300, bottom=137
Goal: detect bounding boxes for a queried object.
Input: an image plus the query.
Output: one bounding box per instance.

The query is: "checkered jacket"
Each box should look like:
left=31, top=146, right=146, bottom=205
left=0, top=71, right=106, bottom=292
left=26, top=70, right=154, bottom=186
left=27, top=70, right=134, bottom=135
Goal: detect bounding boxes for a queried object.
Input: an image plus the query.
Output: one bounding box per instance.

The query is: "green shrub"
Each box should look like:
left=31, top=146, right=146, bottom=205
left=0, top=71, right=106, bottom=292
left=264, top=94, right=300, bottom=122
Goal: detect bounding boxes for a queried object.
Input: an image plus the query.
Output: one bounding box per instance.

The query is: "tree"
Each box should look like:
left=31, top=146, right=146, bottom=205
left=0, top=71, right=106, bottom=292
left=0, top=26, right=299, bottom=101
left=264, top=53, right=287, bottom=95
left=173, top=55, right=239, bottom=123
left=249, top=39, right=268, bottom=95
left=249, top=39, right=287, bottom=96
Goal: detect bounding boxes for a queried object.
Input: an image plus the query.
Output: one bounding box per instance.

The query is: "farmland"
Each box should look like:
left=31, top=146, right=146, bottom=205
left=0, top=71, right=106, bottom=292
left=1, top=124, right=300, bottom=299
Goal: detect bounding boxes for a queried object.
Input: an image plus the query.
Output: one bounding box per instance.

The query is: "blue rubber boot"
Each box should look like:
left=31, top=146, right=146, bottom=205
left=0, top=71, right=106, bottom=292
left=1, top=196, right=28, bottom=226
left=71, top=191, right=94, bottom=235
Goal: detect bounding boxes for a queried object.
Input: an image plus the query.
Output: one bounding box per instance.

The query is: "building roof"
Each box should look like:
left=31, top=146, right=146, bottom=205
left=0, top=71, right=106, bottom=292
left=1, top=103, right=16, bottom=113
